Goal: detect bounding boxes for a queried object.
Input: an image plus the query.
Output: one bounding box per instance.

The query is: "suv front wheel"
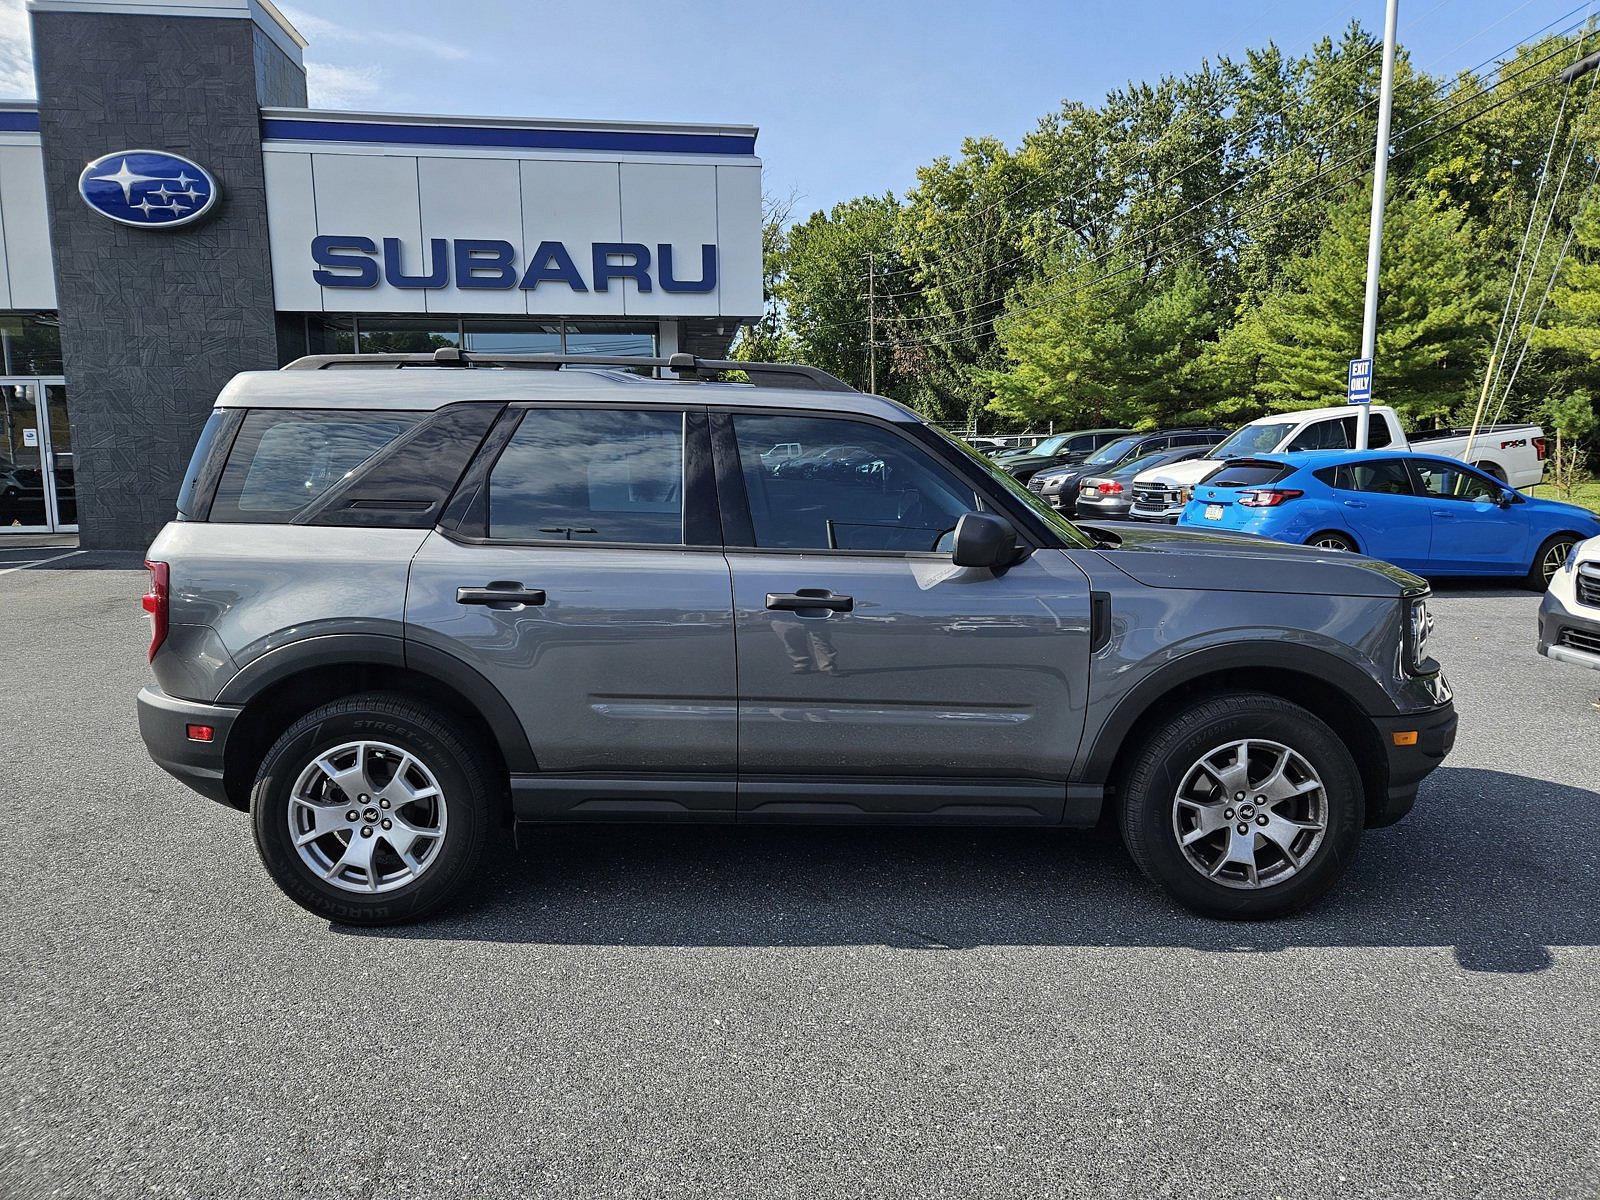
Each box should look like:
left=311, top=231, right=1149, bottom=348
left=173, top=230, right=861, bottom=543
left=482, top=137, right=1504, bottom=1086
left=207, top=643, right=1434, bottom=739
left=250, top=693, right=494, bottom=925
left=1119, top=693, right=1364, bottom=919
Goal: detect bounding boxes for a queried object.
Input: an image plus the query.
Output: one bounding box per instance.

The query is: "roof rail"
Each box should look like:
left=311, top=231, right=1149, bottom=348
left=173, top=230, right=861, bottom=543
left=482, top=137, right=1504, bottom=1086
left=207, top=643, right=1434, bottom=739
left=280, top=347, right=857, bottom=393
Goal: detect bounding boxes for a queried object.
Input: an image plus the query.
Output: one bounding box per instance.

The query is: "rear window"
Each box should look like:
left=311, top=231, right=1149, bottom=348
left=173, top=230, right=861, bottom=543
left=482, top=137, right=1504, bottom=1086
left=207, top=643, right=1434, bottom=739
left=209, top=409, right=419, bottom=523
left=1206, top=462, right=1294, bottom=488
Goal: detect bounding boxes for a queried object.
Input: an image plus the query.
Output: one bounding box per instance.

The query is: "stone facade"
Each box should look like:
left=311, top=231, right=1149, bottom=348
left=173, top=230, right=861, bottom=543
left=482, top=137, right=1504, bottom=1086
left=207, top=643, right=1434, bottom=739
left=31, top=10, right=302, bottom=548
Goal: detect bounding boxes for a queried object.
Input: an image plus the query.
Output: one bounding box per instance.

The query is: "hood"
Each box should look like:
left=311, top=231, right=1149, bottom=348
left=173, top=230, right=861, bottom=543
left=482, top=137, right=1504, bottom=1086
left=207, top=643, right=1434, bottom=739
left=1132, top=457, right=1221, bottom=488
left=1078, top=521, right=1424, bottom=597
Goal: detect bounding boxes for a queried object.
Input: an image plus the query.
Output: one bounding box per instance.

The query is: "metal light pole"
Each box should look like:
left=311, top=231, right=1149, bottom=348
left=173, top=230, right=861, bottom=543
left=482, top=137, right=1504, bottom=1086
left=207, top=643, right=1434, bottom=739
left=1357, top=0, right=1400, bottom=449
left=867, top=251, right=877, bottom=395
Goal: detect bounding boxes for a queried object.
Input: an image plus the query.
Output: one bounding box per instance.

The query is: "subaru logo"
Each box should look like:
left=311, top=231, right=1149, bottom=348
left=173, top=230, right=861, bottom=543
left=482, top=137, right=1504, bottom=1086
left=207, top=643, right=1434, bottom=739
left=78, top=149, right=219, bottom=229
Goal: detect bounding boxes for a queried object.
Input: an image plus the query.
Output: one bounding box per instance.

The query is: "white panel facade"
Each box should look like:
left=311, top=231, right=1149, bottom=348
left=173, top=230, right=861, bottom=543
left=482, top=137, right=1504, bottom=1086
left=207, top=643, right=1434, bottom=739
left=518, top=158, right=622, bottom=318
left=263, top=140, right=764, bottom=323
left=0, top=143, right=57, bottom=309
left=418, top=156, right=524, bottom=316
left=715, top=164, right=764, bottom=320
left=619, top=163, right=718, bottom=319
left=308, top=153, right=426, bottom=314
left=260, top=149, right=319, bottom=311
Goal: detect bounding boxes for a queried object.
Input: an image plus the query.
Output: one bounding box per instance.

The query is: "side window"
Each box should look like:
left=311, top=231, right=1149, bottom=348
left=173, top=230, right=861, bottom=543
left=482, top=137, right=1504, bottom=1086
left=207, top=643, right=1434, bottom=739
left=731, top=414, right=977, bottom=552
left=1346, top=458, right=1415, bottom=496
left=1066, top=435, right=1096, bottom=455
left=484, top=408, right=684, bottom=543
left=1411, top=459, right=1500, bottom=503
left=210, top=409, right=419, bottom=523
left=1288, top=417, right=1356, bottom=452
left=1368, top=416, right=1393, bottom=449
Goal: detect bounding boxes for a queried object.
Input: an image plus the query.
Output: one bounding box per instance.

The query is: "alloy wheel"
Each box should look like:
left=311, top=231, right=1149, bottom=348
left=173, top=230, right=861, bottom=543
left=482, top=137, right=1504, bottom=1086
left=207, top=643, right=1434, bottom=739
left=287, top=740, right=448, bottom=894
left=1541, top=540, right=1575, bottom=587
left=1171, top=739, right=1328, bottom=890
left=1311, top=535, right=1354, bottom=552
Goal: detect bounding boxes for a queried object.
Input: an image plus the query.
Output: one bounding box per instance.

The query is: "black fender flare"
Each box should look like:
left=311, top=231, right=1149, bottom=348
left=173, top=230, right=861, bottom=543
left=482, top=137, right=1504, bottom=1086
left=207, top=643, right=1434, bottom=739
left=216, top=633, right=536, bottom=772
left=1077, top=641, right=1397, bottom=785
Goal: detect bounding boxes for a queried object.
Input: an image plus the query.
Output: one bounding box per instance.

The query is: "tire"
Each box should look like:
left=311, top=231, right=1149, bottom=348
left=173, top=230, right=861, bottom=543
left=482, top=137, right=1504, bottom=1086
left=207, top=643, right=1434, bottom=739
left=1526, top=533, right=1579, bottom=592
left=1118, top=692, right=1365, bottom=919
left=250, top=692, right=495, bottom=925
left=1306, top=530, right=1358, bottom=553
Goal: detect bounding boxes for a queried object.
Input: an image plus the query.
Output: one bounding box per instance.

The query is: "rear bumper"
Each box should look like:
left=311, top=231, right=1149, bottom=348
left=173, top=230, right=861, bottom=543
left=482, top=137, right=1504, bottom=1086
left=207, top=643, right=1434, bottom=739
left=137, top=684, right=242, bottom=808
left=1074, top=497, right=1132, bottom=520
left=1367, top=701, right=1457, bottom=827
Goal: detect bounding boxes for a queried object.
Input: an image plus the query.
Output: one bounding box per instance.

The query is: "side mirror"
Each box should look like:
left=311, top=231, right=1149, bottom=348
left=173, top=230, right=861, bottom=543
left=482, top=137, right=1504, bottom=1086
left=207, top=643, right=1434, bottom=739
left=951, top=511, right=1018, bottom=569
left=1497, top=488, right=1517, bottom=508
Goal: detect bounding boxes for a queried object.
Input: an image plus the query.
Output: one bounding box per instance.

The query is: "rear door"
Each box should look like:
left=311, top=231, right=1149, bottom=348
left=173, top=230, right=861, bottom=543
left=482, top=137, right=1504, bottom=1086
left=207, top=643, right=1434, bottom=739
left=1318, top=458, right=1432, bottom=568
left=714, top=410, right=1093, bottom=823
left=405, top=403, right=738, bottom=817
left=1407, top=457, right=1526, bottom=571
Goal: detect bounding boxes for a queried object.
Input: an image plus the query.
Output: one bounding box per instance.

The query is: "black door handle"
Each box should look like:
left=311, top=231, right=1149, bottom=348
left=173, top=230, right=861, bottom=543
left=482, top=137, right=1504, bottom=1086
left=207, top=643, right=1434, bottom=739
left=456, top=582, right=546, bottom=609
left=766, top=589, right=853, bottom=613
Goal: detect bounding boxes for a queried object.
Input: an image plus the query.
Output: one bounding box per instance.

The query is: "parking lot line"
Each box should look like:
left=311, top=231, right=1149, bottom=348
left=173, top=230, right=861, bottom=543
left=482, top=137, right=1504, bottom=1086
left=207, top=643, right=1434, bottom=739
left=0, top=549, right=84, bottom=575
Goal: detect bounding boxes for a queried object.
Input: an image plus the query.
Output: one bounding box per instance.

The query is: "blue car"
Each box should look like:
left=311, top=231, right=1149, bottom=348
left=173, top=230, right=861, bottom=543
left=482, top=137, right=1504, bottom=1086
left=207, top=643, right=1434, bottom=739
left=1181, top=450, right=1600, bottom=588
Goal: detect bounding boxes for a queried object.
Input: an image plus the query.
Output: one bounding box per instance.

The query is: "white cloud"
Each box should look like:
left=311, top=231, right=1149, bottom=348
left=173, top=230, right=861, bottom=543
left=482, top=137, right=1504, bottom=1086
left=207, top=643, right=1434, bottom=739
left=0, top=0, right=36, bottom=99
left=280, top=5, right=469, bottom=62
left=304, top=60, right=384, bottom=108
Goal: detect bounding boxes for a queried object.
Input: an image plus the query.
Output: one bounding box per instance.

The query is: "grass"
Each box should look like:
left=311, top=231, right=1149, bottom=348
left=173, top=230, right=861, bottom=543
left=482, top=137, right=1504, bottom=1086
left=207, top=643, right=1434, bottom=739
left=1526, top=479, right=1600, bottom=514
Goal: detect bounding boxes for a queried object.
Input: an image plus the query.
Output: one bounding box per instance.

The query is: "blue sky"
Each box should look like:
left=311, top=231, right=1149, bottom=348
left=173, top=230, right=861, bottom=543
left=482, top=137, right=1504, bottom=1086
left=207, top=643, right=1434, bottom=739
left=1, top=0, right=1591, bottom=219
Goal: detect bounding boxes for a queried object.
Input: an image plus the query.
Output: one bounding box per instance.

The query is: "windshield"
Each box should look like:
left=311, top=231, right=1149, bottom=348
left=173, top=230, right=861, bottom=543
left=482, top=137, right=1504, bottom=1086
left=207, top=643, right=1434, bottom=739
left=931, top=427, right=1094, bottom=549
left=1030, top=434, right=1071, bottom=456
left=1108, top=451, right=1169, bottom=479
left=1210, top=420, right=1298, bottom=459
left=1084, top=435, right=1142, bottom=467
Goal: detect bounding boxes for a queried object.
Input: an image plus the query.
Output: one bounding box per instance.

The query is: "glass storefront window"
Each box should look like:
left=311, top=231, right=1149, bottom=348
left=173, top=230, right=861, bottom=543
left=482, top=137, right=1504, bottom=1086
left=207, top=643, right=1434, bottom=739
left=462, top=319, right=562, bottom=354
left=0, top=314, right=63, bottom=375
left=279, top=316, right=662, bottom=363
left=356, top=318, right=460, bottom=355
left=565, top=322, right=656, bottom=357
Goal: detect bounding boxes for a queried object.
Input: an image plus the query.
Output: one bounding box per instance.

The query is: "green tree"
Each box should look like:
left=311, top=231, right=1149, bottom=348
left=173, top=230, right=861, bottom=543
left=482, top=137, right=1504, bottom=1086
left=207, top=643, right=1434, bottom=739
left=1219, top=190, right=1495, bottom=423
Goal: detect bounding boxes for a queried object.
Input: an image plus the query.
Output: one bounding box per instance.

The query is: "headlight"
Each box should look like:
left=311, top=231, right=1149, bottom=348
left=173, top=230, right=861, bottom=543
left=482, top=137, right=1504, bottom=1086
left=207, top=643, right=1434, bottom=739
left=1403, top=593, right=1434, bottom=674
left=1180, top=487, right=1194, bottom=502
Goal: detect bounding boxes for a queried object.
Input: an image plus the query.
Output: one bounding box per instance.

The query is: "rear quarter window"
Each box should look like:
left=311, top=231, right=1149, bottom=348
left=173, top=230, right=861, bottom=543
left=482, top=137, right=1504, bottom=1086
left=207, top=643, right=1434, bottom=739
left=208, top=409, right=419, bottom=523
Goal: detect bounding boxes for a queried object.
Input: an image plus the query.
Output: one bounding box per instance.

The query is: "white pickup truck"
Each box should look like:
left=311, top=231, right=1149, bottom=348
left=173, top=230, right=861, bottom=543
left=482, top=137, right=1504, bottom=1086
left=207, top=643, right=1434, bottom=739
left=1128, top=404, right=1547, bottom=522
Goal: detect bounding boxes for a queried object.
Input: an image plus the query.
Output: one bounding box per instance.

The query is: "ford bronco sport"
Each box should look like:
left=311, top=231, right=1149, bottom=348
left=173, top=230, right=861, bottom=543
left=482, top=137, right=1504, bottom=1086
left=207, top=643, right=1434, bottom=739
left=137, top=350, right=1457, bottom=924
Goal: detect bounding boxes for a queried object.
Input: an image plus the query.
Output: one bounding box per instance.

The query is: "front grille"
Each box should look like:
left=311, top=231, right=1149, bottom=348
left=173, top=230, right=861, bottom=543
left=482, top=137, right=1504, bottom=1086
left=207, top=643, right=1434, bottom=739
left=1560, top=627, right=1600, bottom=654
left=1132, top=486, right=1179, bottom=508
left=1577, top=568, right=1600, bottom=608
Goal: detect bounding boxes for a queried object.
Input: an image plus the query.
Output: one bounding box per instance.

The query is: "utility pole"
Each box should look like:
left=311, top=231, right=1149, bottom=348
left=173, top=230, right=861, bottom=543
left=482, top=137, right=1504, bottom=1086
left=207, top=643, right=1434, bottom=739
left=1357, top=0, right=1399, bottom=449
left=867, top=251, right=877, bottom=394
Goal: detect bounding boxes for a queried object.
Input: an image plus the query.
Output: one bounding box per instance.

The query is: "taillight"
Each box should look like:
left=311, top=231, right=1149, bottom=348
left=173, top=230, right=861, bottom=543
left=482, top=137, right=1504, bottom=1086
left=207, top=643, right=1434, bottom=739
left=142, top=560, right=169, bottom=662
left=1097, top=480, right=1124, bottom=495
left=1238, top=488, right=1304, bottom=508
left=1534, top=436, right=1548, bottom=460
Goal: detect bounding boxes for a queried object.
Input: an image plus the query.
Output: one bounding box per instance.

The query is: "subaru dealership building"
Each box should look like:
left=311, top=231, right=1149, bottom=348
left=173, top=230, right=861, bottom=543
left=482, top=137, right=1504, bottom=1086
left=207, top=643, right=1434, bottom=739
left=0, top=0, right=763, bottom=547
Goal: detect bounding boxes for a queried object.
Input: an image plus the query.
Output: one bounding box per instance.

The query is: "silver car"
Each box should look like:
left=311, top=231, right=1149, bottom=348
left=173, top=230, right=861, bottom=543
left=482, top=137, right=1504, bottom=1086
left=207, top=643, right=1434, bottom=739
left=137, top=350, right=1457, bottom=925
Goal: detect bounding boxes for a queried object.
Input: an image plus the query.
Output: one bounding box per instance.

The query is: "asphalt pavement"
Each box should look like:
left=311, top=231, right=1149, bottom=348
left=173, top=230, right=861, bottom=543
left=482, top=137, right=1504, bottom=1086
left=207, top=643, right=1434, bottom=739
left=2, top=560, right=1597, bottom=1199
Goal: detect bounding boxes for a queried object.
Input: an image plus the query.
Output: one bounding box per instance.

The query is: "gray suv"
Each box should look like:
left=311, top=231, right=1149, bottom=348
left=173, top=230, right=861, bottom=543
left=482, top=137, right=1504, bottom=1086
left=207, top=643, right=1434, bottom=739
left=138, top=351, right=1457, bottom=925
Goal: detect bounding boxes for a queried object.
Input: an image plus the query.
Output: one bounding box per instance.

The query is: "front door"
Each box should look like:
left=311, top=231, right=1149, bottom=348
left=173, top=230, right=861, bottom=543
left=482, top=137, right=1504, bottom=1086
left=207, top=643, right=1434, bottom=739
left=1408, top=457, right=1526, bottom=571
left=0, top=378, right=74, bottom=534
left=405, top=405, right=738, bottom=816
left=1325, top=457, right=1432, bottom=569
left=716, top=411, right=1093, bottom=823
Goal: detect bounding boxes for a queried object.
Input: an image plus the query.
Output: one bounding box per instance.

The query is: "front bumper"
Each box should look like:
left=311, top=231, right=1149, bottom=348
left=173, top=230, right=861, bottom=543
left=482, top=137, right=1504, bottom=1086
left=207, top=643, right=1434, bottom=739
left=137, top=684, right=242, bottom=808
left=1538, top=584, right=1600, bottom=670
left=1367, top=701, right=1458, bottom=827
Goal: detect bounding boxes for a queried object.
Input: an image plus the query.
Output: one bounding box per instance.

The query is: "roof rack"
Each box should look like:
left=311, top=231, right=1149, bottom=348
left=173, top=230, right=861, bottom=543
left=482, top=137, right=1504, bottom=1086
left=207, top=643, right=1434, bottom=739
left=281, top=347, right=857, bottom=393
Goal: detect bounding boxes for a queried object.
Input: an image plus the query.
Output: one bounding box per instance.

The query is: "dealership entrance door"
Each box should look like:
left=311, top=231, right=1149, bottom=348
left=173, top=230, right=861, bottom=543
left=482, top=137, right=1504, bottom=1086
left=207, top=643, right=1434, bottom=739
left=0, top=378, right=75, bottom=533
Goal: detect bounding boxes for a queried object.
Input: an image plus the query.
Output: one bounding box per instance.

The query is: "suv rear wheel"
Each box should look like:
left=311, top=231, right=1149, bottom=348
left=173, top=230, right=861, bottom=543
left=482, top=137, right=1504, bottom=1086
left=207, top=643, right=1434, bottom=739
left=1119, top=693, right=1364, bottom=919
left=250, top=693, right=494, bottom=925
